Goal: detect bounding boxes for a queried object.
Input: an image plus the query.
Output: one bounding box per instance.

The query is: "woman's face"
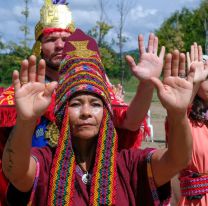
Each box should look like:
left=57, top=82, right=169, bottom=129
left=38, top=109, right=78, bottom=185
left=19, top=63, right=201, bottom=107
left=68, top=93, right=104, bottom=140
left=198, top=80, right=208, bottom=103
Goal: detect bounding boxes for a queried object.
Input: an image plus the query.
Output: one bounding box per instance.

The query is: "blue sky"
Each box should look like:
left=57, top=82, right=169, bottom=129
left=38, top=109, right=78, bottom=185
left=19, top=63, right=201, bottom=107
left=0, top=0, right=202, bottom=51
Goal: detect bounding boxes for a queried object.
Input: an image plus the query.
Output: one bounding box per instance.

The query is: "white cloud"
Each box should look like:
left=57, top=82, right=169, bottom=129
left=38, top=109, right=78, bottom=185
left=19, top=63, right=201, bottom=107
left=0, top=0, right=202, bottom=51
left=73, top=9, right=99, bottom=30
left=130, top=5, right=158, bottom=19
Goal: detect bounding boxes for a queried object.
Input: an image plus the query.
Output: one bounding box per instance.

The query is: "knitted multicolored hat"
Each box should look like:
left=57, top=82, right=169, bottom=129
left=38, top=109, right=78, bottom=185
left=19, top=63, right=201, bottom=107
left=32, top=0, right=75, bottom=58
left=48, top=29, right=118, bottom=206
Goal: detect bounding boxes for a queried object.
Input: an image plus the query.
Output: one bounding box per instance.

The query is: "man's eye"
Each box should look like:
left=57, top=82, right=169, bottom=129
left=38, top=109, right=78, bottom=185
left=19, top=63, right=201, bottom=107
left=44, top=38, right=56, bottom=43
left=62, top=38, right=68, bottom=42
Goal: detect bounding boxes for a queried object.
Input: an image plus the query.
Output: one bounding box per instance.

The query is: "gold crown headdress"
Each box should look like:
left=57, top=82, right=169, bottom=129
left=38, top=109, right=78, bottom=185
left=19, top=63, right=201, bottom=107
left=32, top=0, right=75, bottom=57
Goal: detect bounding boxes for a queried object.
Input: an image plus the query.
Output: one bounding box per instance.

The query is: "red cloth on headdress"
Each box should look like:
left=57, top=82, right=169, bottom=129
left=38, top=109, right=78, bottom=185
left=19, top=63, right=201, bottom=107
left=42, top=28, right=72, bottom=37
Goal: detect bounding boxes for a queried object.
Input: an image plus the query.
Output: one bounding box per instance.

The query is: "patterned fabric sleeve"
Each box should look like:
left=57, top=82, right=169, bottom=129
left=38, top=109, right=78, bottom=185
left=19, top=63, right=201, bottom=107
left=6, top=157, right=40, bottom=206
left=146, top=151, right=171, bottom=206
left=6, top=146, right=53, bottom=206
left=119, top=148, right=171, bottom=206
left=27, top=156, right=40, bottom=206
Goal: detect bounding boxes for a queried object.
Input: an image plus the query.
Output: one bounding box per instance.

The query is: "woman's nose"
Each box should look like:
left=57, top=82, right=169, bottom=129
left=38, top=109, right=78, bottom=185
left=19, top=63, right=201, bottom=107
left=80, top=105, right=92, bottom=117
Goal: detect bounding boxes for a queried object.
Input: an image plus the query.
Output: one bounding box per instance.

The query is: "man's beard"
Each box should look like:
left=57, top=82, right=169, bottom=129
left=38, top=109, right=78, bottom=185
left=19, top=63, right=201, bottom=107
left=44, top=58, right=60, bottom=71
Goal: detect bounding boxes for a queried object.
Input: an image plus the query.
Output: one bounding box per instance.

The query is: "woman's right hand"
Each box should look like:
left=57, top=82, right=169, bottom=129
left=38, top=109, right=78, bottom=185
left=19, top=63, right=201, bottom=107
left=12, top=55, right=57, bottom=121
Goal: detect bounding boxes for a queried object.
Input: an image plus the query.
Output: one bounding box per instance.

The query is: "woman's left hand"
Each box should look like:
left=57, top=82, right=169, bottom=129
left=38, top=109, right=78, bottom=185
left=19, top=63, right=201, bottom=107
left=125, top=33, right=165, bottom=83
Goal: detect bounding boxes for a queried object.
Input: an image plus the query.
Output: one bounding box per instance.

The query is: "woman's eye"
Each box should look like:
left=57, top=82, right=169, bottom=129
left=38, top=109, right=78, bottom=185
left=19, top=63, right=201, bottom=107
left=92, top=102, right=102, bottom=107
left=70, top=102, right=80, bottom=107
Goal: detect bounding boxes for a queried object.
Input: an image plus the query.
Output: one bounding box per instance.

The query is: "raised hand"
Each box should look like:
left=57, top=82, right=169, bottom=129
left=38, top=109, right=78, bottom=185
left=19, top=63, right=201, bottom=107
left=126, top=33, right=165, bottom=83
left=12, top=55, right=57, bottom=121
left=151, top=52, right=195, bottom=114
left=186, top=43, right=208, bottom=84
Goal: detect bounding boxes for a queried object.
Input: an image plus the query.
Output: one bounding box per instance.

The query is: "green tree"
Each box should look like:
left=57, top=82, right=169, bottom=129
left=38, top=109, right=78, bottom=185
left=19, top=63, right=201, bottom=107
left=156, top=2, right=208, bottom=53
left=88, top=21, right=119, bottom=78
left=88, top=21, right=113, bottom=47
left=0, top=42, right=31, bottom=84
left=115, top=0, right=135, bottom=84
left=20, top=0, right=32, bottom=51
left=0, top=36, right=6, bottom=83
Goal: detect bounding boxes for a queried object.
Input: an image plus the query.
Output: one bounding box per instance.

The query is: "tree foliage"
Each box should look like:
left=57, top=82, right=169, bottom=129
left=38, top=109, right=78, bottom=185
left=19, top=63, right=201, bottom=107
left=156, top=0, right=208, bottom=53
left=0, top=42, right=31, bottom=84
left=88, top=21, right=120, bottom=78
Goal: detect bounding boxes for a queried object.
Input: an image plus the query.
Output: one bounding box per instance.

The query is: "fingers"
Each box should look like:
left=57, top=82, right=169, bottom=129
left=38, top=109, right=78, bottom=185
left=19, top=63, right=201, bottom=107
left=163, top=53, right=172, bottom=79
left=159, top=46, right=165, bottom=61
left=12, top=70, right=21, bottom=91
left=194, top=42, right=198, bottom=61
left=125, top=55, right=137, bottom=72
left=164, top=51, right=186, bottom=79
left=147, top=33, right=154, bottom=53
left=139, top=33, right=159, bottom=55
left=179, top=53, right=186, bottom=77
left=198, top=45, right=203, bottom=62
left=20, top=59, right=29, bottom=84
left=190, top=42, right=202, bottom=62
left=37, top=59, right=46, bottom=83
left=147, top=33, right=158, bottom=54
left=19, top=55, right=46, bottom=85
left=187, top=65, right=195, bottom=83
left=171, top=50, right=180, bottom=76
left=44, top=81, right=58, bottom=98
left=153, top=36, right=158, bottom=54
left=28, top=55, right=37, bottom=82
left=186, top=52, right=191, bottom=73
left=190, top=45, right=194, bottom=62
left=138, top=34, right=145, bottom=55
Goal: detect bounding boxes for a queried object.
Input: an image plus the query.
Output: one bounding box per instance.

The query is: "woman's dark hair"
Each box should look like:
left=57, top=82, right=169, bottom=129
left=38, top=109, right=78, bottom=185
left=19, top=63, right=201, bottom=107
left=189, top=95, right=208, bottom=127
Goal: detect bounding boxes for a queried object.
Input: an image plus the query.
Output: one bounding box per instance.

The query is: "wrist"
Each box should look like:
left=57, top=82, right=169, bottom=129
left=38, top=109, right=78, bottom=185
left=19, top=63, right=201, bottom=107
left=138, top=80, right=155, bottom=91
left=16, top=116, right=38, bottom=126
left=167, top=110, right=188, bottom=122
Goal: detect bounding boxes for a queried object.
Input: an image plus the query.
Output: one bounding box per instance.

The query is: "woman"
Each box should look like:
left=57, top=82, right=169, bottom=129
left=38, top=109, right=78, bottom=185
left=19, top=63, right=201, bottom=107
left=2, top=29, right=194, bottom=206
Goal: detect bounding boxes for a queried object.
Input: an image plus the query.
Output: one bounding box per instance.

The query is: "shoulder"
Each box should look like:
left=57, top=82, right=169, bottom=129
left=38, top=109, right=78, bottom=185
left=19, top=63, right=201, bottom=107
left=117, top=148, right=155, bottom=171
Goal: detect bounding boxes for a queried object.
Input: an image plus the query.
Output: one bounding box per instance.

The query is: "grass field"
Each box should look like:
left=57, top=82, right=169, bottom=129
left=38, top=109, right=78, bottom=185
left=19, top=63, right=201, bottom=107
left=110, top=76, right=160, bottom=103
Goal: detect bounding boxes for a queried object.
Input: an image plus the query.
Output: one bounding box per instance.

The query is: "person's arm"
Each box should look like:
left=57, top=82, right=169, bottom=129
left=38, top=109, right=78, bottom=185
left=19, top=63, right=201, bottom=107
left=121, top=33, right=165, bottom=131
left=151, top=110, right=192, bottom=187
left=150, top=51, right=195, bottom=187
left=2, top=118, right=37, bottom=192
left=122, top=81, right=154, bottom=131
left=2, top=55, right=57, bottom=192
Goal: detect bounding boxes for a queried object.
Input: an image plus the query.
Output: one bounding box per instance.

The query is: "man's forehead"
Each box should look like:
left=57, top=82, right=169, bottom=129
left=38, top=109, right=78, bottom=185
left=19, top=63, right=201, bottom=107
left=43, top=31, right=71, bottom=39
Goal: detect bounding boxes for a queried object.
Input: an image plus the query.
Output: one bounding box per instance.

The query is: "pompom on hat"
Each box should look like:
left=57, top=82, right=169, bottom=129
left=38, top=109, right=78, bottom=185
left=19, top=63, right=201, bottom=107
left=32, top=0, right=75, bottom=58
left=48, top=29, right=118, bottom=206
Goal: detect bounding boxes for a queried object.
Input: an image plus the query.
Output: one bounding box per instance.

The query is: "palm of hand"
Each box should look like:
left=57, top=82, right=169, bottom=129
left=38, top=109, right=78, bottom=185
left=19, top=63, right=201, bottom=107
left=132, top=53, right=163, bottom=81
left=191, top=62, right=207, bottom=83
left=159, top=77, right=193, bottom=113
left=15, top=82, right=51, bottom=120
